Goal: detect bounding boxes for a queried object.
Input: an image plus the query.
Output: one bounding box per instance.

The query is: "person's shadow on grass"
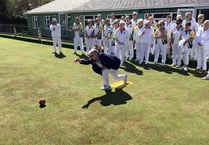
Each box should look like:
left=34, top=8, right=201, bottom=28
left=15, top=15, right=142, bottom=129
left=74, top=53, right=88, bottom=59
left=120, top=61, right=143, bottom=75
left=82, top=89, right=132, bottom=109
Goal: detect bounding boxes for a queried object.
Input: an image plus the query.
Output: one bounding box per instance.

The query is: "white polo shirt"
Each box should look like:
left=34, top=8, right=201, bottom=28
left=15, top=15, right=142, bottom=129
left=50, top=24, right=61, bottom=38
left=140, top=27, right=154, bottom=44
left=115, top=28, right=129, bottom=45
left=85, top=25, right=93, bottom=38
left=197, top=28, right=209, bottom=49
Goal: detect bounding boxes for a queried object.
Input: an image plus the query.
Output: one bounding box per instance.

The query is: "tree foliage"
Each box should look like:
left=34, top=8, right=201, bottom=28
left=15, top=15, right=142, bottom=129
left=0, top=0, right=53, bottom=23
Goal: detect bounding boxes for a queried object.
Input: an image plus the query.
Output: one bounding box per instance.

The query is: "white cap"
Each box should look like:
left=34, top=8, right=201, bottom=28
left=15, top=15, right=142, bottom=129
left=52, top=18, right=57, bottom=22
left=88, top=49, right=98, bottom=56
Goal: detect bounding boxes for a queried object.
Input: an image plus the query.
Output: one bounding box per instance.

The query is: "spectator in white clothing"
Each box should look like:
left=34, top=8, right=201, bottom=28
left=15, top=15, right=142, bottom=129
left=102, top=18, right=113, bottom=54
left=182, top=12, right=197, bottom=59
left=50, top=18, right=65, bottom=57
left=125, top=15, right=134, bottom=60
left=133, top=19, right=144, bottom=61
left=170, top=19, right=184, bottom=67
left=153, top=20, right=168, bottom=65
left=196, top=20, right=209, bottom=75
left=139, top=20, right=154, bottom=64
left=85, top=19, right=94, bottom=53
left=72, top=17, right=84, bottom=54
left=115, top=20, right=129, bottom=65
left=179, top=22, right=195, bottom=71
left=131, top=12, right=138, bottom=26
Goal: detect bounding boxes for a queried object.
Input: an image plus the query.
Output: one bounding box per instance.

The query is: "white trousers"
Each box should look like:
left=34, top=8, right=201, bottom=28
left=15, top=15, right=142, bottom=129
left=126, top=40, right=134, bottom=59
left=92, top=38, right=101, bottom=47
left=196, top=47, right=208, bottom=70
left=52, top=37, right=62, bottom=52
left=102, top=69, right=126, bottom=86
left=103, top=37, right=112, bottom=54
left=139, top=43, right=150, bottom=64
left=74, top=36, right=84, bottom=53
left=108, top=46, right=116, bottom=55
left=115, top=44, right=127, bottom=65
left=149, top=43, right=155, bottom=55
left=172, top=44, right=182, bottom=66
left=189, top=41, right=197, bottom=59
left=182, top=45, right=190, bottom=66
left=85, top=38, right=93, bottom=53
left=135, top=42, right=141, bottom=60
left=154, top=43, right=167, bottom=64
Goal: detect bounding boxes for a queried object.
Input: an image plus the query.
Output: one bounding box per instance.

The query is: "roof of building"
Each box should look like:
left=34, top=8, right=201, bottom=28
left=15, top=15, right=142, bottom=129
left=74, top=0, right=209, bottom=12
left=24, top=0, right=209, bottom=15
left=24, top=0, right=91, bottom=15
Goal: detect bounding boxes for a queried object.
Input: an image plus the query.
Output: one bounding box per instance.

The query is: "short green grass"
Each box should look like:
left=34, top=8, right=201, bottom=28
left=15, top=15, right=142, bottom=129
left=0, top=37, right=209, bottom=145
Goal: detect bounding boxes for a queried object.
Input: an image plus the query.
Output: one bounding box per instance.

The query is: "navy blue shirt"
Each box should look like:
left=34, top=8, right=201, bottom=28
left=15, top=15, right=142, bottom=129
left=80, top=53, right=121, bottom=75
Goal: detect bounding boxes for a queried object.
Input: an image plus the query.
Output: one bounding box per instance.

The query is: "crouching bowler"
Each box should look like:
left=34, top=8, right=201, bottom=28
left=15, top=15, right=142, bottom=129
left=74, top=49, right=128, bottom=91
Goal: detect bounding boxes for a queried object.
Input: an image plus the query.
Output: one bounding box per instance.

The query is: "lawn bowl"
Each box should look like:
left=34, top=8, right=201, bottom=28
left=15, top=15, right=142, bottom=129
left=39, top=99, right=46, bottom=108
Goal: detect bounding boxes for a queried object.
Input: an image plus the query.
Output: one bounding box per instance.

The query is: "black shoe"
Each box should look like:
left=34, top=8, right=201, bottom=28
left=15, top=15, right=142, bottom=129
left=59, top=52, right=66, bottom=57
left=54, top=52, right=59, bottom=57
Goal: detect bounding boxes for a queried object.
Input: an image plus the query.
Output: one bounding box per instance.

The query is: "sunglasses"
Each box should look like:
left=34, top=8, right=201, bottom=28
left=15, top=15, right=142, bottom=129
left=176, top=23, right=181, bottom=24
left=88, top=55, right=93, bottom=58
left=198, top=17, right=203, bottom=19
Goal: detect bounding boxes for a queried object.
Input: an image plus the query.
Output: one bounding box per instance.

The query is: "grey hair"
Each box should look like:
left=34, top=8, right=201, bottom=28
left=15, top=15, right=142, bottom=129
left=204, top=20, right=209, bottom=26
left=185, top=12, right=191, bottom=16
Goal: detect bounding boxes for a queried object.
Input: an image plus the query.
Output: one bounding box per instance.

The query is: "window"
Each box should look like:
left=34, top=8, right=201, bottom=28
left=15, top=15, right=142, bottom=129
left=177, top=9, right=196, bottom=20
left=197, top=9, right=209, bottom=20
left=107, top=14, right=132, bottom=19
left=144, top=12, right=177, bottom=22
left=44, top=16, right=51, bottom=29
left=82, top=15, right=97, bottom=26
left=172, top=13, right=177, bottom=21
left=32, top=16, right=39, bottom=29
left=68, top=15, right=71, bottom=27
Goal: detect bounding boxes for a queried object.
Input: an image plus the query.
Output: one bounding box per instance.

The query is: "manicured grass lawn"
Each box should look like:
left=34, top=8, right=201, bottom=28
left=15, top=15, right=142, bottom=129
left=0, top=37, right=209, bottom=145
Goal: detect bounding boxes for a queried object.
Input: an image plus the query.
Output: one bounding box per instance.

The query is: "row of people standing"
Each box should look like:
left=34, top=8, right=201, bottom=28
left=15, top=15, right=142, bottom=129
left=50, top=12, right=209, bottom=80
left=73, top=12, right=142, bottom=66
left=165, top=13, right=209, bottom=73
left=72, top=12, right=209, bottom=73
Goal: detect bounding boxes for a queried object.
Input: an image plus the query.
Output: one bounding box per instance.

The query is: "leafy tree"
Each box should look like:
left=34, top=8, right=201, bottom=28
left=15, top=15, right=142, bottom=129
left=0, top=0, right=53, bottom=24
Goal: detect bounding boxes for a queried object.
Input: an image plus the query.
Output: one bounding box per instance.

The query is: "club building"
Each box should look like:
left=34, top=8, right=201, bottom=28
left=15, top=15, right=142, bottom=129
left=24, top=0, right=209, bottom=40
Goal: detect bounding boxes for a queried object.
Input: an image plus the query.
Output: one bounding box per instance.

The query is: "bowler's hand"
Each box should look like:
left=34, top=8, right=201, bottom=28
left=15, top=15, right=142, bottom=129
left=74, top=58, right=80, bottom=63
